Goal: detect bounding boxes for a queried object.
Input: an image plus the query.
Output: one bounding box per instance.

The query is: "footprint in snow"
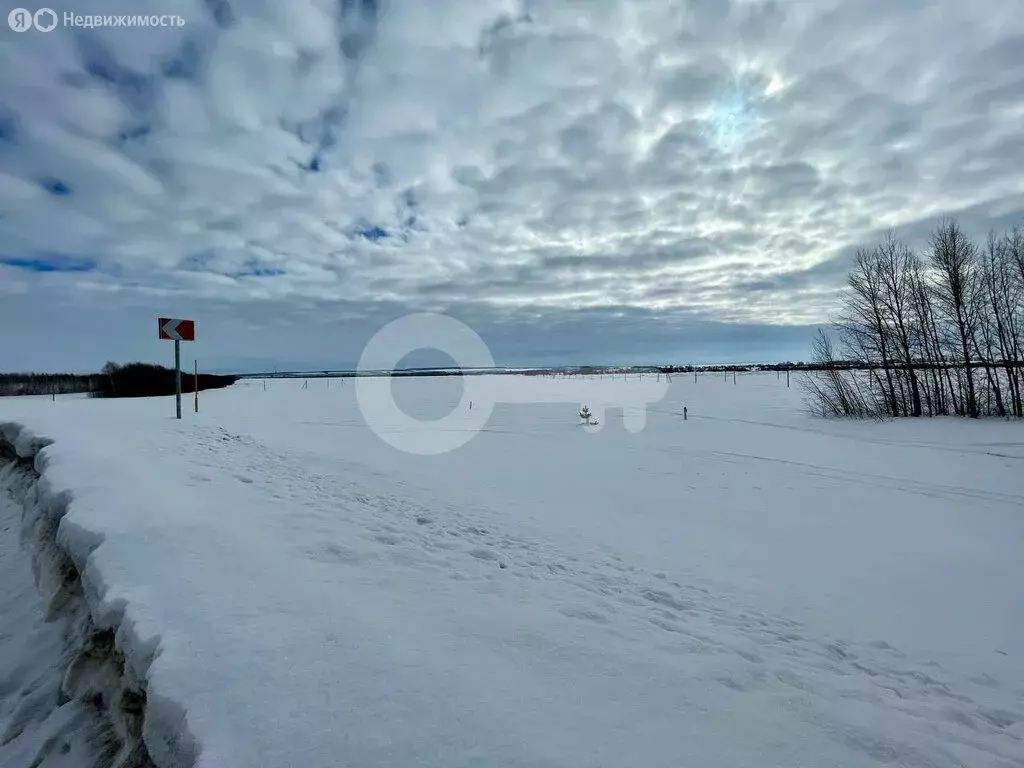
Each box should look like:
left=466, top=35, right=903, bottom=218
left=641, top=589, right=694, bottom=612
left=468, top=548, right=501, bottom=562
left=558, top=606, right=609, bottom=624
left=734, top=648, right=764, bottom=664
left=307, top=544, right=374, bottom=566
left=976, top=707, right=1022, bottom=729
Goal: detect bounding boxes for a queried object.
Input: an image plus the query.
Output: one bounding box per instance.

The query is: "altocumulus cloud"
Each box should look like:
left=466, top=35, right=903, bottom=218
left=1, top=0, right=1023, bottom=371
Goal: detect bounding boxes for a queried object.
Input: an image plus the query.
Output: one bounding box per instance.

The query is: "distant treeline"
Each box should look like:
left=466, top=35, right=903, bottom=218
left=243, top=363, right=855, bottom=381
left=0, top=372, right=102, bottom=397
left=0, top=363, right=239, bottom=398
left=656, top=362, right=826, bottom=373
left=804, top=218, right=1024, bottom=419
left=94, top=362, right=238, bottom=398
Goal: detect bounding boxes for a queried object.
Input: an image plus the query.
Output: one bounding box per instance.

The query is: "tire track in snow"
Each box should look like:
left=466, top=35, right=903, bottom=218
left=690, top=413, right=1024, bottom=460
left=646, top=437, right=1023, bottom=508
left=709, top=450, right=1024, bottom=507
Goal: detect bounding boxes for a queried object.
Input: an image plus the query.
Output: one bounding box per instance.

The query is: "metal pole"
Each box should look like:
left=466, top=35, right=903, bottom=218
left=175, top=339, right=182, bottom=419
left=194, top=359, right=199, bottom=413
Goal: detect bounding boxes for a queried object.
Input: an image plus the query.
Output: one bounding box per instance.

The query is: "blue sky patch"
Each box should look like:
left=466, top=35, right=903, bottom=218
left=40, top=177, right=71, bottom=195
left=1, top=255, right=96, bottom=273
left=232, top=267, right=286, bottom=278
left=0, top=107, right=17, bottom=144
left=350, top=223, right=388, bottom=242
left=204, top=0, right=235, bottom=28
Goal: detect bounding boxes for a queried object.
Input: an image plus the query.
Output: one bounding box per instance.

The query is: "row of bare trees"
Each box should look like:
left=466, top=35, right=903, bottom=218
left=804, top=218, right=1024, bottom=419
left=0, top=364, right=240, bottom=399
left=0, top=372, right=101, bottom=397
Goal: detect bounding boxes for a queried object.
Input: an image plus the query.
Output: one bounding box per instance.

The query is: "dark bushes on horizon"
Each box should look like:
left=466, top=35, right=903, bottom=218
left=804, top=218, right=1024, bottom=419
left=93, top=362, right=238, bottom=399
left=0, top=372, right=101, bottom=397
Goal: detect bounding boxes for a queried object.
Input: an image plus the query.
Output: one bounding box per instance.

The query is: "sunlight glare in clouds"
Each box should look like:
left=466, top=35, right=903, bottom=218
left=703, top=84, right=761, bottom=151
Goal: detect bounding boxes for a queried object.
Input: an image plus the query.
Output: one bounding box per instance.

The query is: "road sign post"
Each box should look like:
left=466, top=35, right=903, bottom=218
left=175, top=340, right=181, bottom=418
left=159, top=318, right=196, bottom=420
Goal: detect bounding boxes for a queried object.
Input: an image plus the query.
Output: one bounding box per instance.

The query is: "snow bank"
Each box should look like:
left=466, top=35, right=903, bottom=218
left=0, top=422, right=194, bottom=768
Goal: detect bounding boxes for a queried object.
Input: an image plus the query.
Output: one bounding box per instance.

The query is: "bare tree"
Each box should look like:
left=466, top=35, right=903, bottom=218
left=841, top=249, right=900, bottom=415
left=801, top=330, right=872, bottom=418
left=929, top=219, right=980, bottom=417
left=876, top=233, right=923, bottom=416
left=1000, top=227, right=1024, bottom=416
left=803, top=217, right=1024, bottom=420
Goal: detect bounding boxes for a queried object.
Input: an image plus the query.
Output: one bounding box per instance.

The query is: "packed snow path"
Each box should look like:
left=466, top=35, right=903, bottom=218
left=1, top=374, right=1023, bottom=768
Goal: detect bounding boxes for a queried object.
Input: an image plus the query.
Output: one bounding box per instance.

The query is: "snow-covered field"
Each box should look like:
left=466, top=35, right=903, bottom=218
left=2, top=372, right=1023, bottom=768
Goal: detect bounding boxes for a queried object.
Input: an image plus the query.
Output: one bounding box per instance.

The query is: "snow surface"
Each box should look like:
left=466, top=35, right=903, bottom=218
left=0, top=456, right=117, bottom=768
left=1, top=373, right=1023, bottom=768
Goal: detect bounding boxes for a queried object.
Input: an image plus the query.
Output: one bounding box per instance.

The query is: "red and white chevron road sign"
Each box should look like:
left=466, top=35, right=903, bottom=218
left=158, top=317, right=195, bottom=341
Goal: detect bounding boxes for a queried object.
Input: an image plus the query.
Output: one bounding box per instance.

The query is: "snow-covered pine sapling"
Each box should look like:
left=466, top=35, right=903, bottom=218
left=579, top=405, right=597, bottom=426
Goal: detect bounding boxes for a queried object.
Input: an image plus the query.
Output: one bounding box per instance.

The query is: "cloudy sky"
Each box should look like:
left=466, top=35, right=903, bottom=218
left=1, top=0, right=1023, bottom=373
